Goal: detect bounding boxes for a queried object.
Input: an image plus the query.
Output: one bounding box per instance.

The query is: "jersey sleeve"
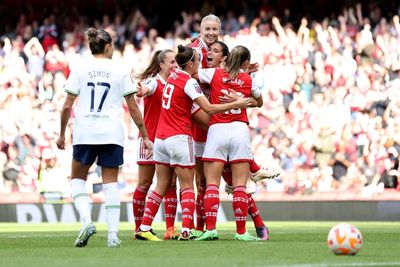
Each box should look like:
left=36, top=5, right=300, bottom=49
left=184, top=78, right=204, bottom=100
left=142, top=77, right=158, bottom=96
left=250, top=78, right=261, bottom=98
left=198, top=68, right=216, bottom=84
left=64, top=68, right=80, bottom=96
left=191, top=102, right=201, bottom=115
left=122, top=72, right=137, bottom=96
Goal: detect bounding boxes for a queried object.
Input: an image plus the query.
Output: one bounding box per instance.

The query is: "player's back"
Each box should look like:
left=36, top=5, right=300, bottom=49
left=67, top=57, right=134, bottom=146
left=209, top=68, right=252, bottom=125
left=156, top=69, right=197, bottom=139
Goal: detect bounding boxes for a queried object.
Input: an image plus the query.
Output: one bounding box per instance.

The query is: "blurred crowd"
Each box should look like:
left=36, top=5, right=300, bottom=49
left=1, top=1, right=400, bottom=201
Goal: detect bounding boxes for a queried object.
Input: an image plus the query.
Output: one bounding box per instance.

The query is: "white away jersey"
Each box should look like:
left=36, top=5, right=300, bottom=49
left=65, top=57, right=136, bottom=146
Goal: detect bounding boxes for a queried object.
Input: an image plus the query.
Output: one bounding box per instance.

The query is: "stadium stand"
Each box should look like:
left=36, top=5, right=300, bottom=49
left=0, top=0, right=400, bottom=203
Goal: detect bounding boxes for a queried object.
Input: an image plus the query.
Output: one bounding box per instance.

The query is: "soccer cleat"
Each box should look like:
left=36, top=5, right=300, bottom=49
left=107, top=237, right=122, bottom=248
left=235, top=231, right=260, bottom=241
left=74, top=222, right=97, bottom=247
left=177, top=230, right=190, bottom=241
left=251, top=167, right=281, bottom=182
left=164, top=226, right=180, bottom=240
left=225, top=184, right=234, bottom=195
left=195, top=229, right=219, bottom=241
left=189, top=229, right=204, bottom=239
left=135, top=229, right=162, bottom=241
left=245, top=179, right=257, bottom=194
left=255, top=226, right=269, bottom=240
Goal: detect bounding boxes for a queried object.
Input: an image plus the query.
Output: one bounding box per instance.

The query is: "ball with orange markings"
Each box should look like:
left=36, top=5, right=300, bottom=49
left=327, top=223, right=363, bottom=255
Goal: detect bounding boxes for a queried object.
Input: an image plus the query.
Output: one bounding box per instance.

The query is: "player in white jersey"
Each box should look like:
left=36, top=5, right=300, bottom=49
left=56, top=28, right=152, bottom=248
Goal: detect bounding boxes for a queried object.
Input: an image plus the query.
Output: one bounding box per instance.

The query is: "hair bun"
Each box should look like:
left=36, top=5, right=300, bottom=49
left=177, top=44, right=185, bottom=52
left=87, top=28, right=98, bottom=38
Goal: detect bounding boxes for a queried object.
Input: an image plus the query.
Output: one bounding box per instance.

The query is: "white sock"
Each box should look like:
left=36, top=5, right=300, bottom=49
left=140, top=225, right=151, bottom=231
left=71, top=178, right=91, bottom=226
left=103, top=182, right=120, bottom=239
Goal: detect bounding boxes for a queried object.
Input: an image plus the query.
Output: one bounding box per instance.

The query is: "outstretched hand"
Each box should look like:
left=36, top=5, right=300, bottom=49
left=136, top=82, right=150, bottom=97
left=247, top=63, right=259, bottom=74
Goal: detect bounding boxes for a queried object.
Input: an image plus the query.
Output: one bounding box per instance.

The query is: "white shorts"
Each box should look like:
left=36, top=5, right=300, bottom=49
left=202, top=121, right=253, bottom=164
left=136, top=137, right=154, bottom=165
left=194, top=141, right=206, bottom=159
left=154, top=135, right=195, bottom=167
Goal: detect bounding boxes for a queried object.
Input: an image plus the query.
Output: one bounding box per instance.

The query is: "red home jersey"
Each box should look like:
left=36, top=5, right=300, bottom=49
left=191, top=83, right=210, bottom=142
left=190, top=37, right=209, bottom=141
left=200, top=68, right=259, bottom=126
left=190, top=37, right=208, bottom=68
left=139, top=74, right=166, bottom=141
left=156, top=69, right=204, bottom=139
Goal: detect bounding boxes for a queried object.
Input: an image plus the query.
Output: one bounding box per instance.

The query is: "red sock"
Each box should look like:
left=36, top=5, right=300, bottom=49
left=247, top=194, right=265, bottom=228
left=164, top=187, right=178, bottom=229
left=132, top=185, right=149, bottom=231
left=204, top=184, right=220, bottom=230
left=233, top=186, right=248, bottom=234
left=141, top=191, right=163, bottom=228
left=222, top=164, right=233, bottom=186
left=249, top=159, right=260, bottom=173
left=180, top=188, right=195, bottom=230
left=195, top=188, right=205, bottom=231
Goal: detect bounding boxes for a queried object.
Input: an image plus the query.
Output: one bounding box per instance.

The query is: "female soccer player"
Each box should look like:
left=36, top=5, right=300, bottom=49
left=205, top=41, right=270, bottom=240
left=189, top=15, right=280, bottom=239
left=195, top=45, right=263, bottom=241
left=132, top=49, right=180, bottom=240
left=57, top=28, right=152, bottom=248
left=135, top=45, right=251, bottom=241
left=189, top=14, right=221, bottom=237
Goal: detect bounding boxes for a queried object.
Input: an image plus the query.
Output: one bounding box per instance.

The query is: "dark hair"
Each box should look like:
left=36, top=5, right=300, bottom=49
left=136, top=49, right=174, bottom=80
left=225, top=45, right=251, bottom=78
left=213, top=41, right=230, bottom=58
left=175, top=45, right=195, bottom=69
left=86, top=28, right=112, bottom=55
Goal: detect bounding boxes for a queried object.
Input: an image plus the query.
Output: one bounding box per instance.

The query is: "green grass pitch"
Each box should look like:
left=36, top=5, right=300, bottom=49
left=1, top=222, right=399, bottom=267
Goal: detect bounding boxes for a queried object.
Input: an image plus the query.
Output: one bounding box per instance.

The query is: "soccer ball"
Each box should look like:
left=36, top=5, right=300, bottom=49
left=327, top=223, right=363, bottom=255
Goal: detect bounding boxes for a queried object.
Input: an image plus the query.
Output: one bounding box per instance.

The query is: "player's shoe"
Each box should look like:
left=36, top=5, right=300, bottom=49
left=189, top=229, right=204, bottom=239
left=164, top=226, right=180, bottom=240
left=226, top=180, right=256, bottom=194
left=195, top=229, right=219, bottom=241
left=234, top=231, right=260, bottom=241
left=251, top=167, right=281, bottom=182
left=245, top=179, right=257, bottom=194
left=135, top=229, right=162, bottom=241
left=74, top=222, right=97, bottom=247
left=255, top=226, right=269, bottom=240
left=225, top=184, right=234, bottom=195
left=177, top=230, right=190, bottom=241
left=107, top=237, right=122, bottom=248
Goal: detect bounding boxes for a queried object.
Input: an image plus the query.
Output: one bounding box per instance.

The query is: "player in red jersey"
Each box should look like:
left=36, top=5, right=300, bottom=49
left=189, top=15, right=280, bottom=239
left=135, top=45, right=251, bottom=241
left=189, top=14, right=221, bottom=237
left=204, top=41, right=270, bottom=240
left=132, top=49, right=181, bottom=240
left=195, top=45, right=263, bottom=241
